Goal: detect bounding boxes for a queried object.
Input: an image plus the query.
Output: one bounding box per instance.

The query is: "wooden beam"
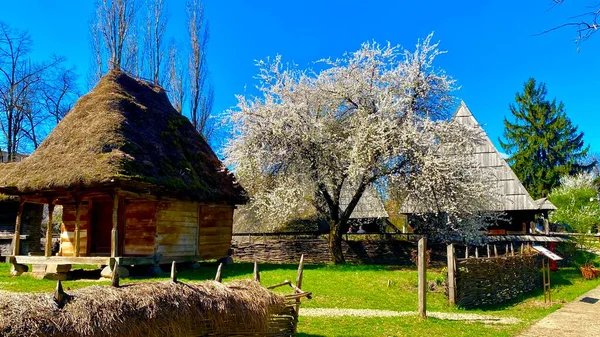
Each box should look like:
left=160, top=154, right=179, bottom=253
left=111, top=192, right=119, bottom=257
left=171, top=261, right=177, bottom=283
left=74, top=196, right=81, bottom=257
left=45, top=202, right=55, bottom=257
left=418, top=237, right=427, bottom=319
left=253, top=261, right=260, bottom=283
left=447, top=244, right=456, bottom=306
left=13, top=255, right=111, bottom=265
left=215, top=263, right=223, bottom=282
left=12, top=199, right=24, bottom=256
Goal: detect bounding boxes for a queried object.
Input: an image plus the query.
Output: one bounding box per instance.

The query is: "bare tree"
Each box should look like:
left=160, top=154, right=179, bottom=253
left=166, top=40, right=185, bottom=113
left=540, top=1, right=600, bottom=43
left=90, top=0, right=138, bottom=75
left=144, top=0, right=168, bottom=85
left=0, top=23, right=62, bottom=161
left=42, top=65, right=79, bottom=124
left=187, top=0, right=212, bottom=138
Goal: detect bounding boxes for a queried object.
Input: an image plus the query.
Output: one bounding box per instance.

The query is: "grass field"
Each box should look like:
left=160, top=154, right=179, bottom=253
left=1, top=259, right=599, bottom=336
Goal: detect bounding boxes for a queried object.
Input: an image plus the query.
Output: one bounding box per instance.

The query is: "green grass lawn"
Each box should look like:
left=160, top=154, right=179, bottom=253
left=1, top=261, right=599, bottom=336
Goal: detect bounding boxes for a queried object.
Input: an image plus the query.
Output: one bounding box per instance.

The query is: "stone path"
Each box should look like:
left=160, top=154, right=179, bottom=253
left=518, top=285, right=600, bottom=336
left=300, top=308, right=521, bottom=325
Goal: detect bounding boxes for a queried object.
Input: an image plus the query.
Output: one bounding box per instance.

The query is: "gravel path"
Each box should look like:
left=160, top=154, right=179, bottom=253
left=300, top=308, right=521, bottom=325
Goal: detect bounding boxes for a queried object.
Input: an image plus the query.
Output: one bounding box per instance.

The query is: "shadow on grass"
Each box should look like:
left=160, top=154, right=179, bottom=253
left=297, top=334, right=326, bottom=337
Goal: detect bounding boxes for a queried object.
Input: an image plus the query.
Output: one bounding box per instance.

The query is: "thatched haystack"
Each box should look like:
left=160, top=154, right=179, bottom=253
left=0, top=280, right=288, bottom=337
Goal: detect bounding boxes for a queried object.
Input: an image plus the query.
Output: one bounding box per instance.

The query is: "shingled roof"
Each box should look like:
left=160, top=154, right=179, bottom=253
left=340, top=184, right=389, bottom=219
left=0, top=71, right=247, bottom=204
left=452, top=102, right=539, bottom=211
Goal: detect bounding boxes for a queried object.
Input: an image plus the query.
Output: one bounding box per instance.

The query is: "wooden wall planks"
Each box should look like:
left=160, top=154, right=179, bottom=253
left=123, top=200, right=157, bottom=256
left=198, top=205, right=234, bottom=259
left=60, top=203, right=89, bottom=256
left=156, top=201, right=199, bottom=257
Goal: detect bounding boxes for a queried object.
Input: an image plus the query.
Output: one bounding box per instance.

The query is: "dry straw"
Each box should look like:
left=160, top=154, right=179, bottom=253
left=0, top=279, right=287, bottom=337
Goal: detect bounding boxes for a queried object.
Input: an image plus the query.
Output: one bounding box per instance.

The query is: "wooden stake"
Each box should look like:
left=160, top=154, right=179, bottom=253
left=487, top=245, right=491, bottom=258
left=494, top=245, right=498, bottom=257
left=447, top=244, right=456, bottom=306
left=111, top=260, right=119, bottom=287
left=253, top=261, right=260, bottom=283
left=111, top=193, right=119, bottom=258
left=171, top=261, right=177, bottom=283
left=215, top=263, right=223, bottom=282
left=505, top=244, right=509, bottom=256
left=295, top=254, right=305, bottom=316
left=465, top=246, right=469, bottom=259
left=53, top=280, right=66, bottom=308
left=45, top=203, right=55, bottom=257
left=520, top=243, right=524, bottom=254
left=12, top=200, right=24, bottom=256
left=475, top=247, right=479, bottom=258
left=511, top=243, right=515, bottom=256
left=418, top=237, right=427, bottom=319
left=74, top=197, right=81, bottom=257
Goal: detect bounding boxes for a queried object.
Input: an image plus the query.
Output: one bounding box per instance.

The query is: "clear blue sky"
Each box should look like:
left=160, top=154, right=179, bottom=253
left=1, top=0, right=598, bottom=156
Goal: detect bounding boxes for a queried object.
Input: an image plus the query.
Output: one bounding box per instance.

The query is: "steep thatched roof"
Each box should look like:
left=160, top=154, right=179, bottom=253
left=452, top=103, right=539, bottom=211
left=0, top=71, right=247, bottom=204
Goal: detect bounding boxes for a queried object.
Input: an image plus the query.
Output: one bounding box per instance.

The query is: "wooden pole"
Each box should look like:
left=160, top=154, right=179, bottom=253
left=487, top=245, right=491, bottom=258
left=418, top=237, right=427, bottom=319
left=447, top=244, right=456, bottom=306
left=295, top=254, right=305, bottom=316
left=520, top=243, right=524, bottom=254
left=12, top=200, right=24, bottom=256
left=253, top=261, right=260, bottom=283
left=171, top=261, right=177, bottom=283
left=74, top=197, right=81, bottom=257
left=511, top=243, right=515, bottom=256
left=543, top=259, right=547, bottom=303
left=505, top=244, right=509, bottom=256
left=465, top=246, right=469, bottom=259
left=494, top=245, right=498, bottom=257
left=111, top=193, right=119, bottom=258
left=45, top=202, right=55, bottom=257
left=475, top=247, right=479, bottom=258
left=215, top=263, right=223, bottom=282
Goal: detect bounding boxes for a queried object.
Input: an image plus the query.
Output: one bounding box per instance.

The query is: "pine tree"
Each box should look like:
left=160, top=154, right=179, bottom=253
left=500, top=78, right=590, bottom=198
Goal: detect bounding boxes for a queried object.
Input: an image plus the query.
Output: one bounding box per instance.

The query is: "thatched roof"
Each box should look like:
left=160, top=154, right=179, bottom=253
left=0, top=71, right=247, bottom=204
left=340, top=184, right=389, bottom=219
left=0, top=279, right=286, bottom=337
left=452, top=103, right=539, bottom=211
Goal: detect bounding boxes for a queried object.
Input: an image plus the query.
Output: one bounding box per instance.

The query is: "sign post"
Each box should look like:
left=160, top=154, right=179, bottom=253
left=532, top=245, right=563, bottom=304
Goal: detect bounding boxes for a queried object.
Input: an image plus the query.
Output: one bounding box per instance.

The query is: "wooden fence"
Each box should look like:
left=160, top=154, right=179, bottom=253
left=446, top=243, right=541, bottom=308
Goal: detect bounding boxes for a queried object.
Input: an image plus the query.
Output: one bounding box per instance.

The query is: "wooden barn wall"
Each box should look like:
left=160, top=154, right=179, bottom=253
left=198, top=205, right=234, bottom=259
left=123, top=200, right=157, bottom=256
left=59, top=203, right=89, bottom=257
left=156, top=201, right=199, bottom=257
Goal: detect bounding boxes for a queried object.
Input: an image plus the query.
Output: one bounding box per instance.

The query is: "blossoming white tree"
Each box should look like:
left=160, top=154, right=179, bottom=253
left=225, top=35, right=499, bottom=263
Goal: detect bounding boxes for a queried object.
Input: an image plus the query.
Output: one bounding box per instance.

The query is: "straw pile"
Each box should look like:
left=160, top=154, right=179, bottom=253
left=0, top=280, right=287, bottom=337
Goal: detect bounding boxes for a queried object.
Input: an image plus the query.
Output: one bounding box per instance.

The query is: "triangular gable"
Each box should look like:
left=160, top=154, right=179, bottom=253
left=452, top=102, right=539, bottom=211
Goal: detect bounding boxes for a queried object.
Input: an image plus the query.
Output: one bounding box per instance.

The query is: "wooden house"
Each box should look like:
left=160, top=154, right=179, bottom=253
left=0, top=71, right=247, bottom=273
left=401, top=102, right=553, bottom=235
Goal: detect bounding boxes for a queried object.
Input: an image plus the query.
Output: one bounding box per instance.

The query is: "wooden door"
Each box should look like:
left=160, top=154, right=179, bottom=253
left=90, top=198, right=113, bottom=255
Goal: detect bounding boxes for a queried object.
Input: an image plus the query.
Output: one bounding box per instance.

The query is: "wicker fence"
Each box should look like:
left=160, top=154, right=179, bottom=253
left=232, top=233, right=422, bottom=265
left=447, top=244, right=541, bottom=308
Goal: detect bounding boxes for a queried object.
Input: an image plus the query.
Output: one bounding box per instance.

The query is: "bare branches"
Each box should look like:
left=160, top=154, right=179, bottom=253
left=166, top=39, right=186, bottom=113
left=539, top=0, right=600, bottom=44
left=144, top=0, right=168, bottom=85
left=187, top=0, right=212, bottom=139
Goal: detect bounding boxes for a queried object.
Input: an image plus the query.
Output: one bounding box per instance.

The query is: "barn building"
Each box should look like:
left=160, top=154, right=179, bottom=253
left=0, top=71, right=247, bottom=275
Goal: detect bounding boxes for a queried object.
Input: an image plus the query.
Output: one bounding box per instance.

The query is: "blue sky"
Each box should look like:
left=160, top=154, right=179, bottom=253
left=1, top=0, right=598, bottom=156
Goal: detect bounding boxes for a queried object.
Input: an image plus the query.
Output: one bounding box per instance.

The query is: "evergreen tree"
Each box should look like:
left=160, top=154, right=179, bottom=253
left=500, top=78, right=590, bottom=198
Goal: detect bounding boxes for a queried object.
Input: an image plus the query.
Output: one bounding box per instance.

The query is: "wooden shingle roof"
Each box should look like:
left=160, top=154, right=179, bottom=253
left=340, top=184, right=389, bottom=219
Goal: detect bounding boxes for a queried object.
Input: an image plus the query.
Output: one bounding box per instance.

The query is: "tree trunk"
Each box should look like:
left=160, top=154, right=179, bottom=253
left=329, top=221, right=345, bottom=264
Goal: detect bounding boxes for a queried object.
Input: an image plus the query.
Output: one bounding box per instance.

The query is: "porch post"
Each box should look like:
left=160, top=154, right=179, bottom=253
left=74, top=197, right=81, bottom=257
left=45, top=202, right=55, bottom=257
left=12, top=199, right=25, bottom=256
left=111, top=192, right=119, bottom=257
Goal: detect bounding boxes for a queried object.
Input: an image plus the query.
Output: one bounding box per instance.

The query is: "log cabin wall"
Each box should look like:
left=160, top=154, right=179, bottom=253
left=123, top=199, right=157, bottom=256
left=198, top=205, right=234, bottom=259
left=156, top=201, right=199, bottom=257
left=59, top=203, right=89, bottom=256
